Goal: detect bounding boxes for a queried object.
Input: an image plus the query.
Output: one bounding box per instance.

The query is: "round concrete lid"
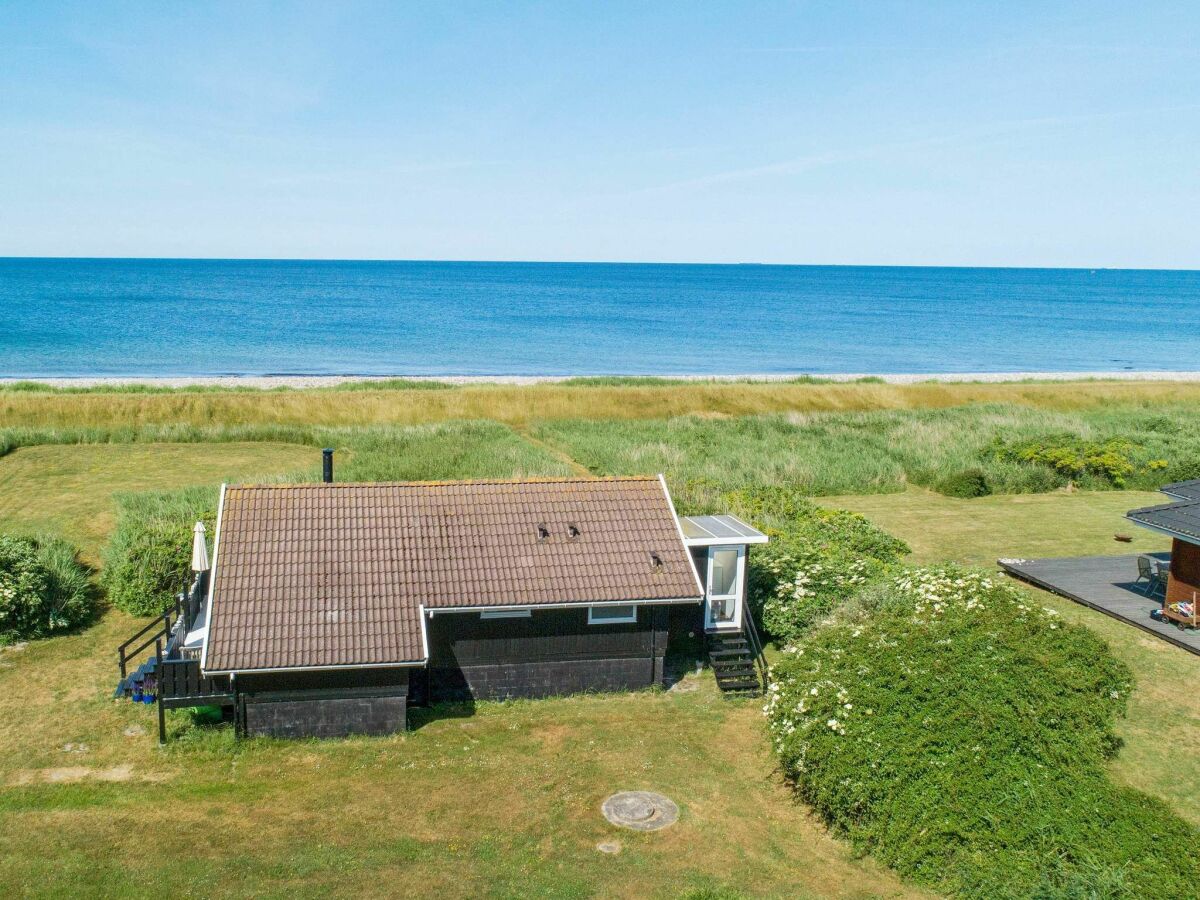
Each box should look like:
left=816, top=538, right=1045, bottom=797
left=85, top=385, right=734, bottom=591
left=601, top=791, right=679, bottom=831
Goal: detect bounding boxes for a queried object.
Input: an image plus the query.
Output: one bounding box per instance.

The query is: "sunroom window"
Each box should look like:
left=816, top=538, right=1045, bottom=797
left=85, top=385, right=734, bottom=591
left=709, top=547, right=739, bottom=597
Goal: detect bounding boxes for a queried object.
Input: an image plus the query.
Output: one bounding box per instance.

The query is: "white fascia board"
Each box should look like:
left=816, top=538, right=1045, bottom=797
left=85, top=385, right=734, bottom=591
left=660, top=472, right=706, bottom=596
left=198, top=483, right=226, bottom=674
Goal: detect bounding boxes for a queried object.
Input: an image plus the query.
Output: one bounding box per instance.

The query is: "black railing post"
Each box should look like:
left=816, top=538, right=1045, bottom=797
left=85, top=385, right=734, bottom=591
left=156, top=639, right=166, bottom=745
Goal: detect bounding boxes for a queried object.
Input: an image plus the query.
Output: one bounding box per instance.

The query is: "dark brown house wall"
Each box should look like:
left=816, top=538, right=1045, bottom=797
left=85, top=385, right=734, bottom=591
left=1168, top=538, right=1200, bottom=606
left=426, top=605, right=682, bottom=701
left=237, top=667, right=410, bottom=738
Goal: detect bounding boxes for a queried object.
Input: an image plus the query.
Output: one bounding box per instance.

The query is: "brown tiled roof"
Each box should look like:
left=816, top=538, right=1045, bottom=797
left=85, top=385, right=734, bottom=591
left=203, top=477, right=702, bottom=673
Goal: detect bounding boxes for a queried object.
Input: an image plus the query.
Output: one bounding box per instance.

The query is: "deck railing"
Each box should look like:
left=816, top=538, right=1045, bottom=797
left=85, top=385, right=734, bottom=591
left=117, top=573, right=207, bottom=678
left=742, top=610, right=770, bottom=694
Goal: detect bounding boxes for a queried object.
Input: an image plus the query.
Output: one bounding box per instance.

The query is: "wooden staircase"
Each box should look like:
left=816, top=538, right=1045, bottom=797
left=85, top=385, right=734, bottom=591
left=113, top=574, right=233, bottom=743
left=707, top=614, right=768, bottom=696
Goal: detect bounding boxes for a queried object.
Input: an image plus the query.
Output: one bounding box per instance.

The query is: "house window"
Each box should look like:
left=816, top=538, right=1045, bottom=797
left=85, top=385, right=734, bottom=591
left=480, top=609, right=532, bottom=620
left=587, top=605, right=637, bottom=625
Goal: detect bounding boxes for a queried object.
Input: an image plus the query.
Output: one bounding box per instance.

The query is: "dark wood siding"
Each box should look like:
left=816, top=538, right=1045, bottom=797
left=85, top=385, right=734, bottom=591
left=426, top=605, right=686, bottom=701
left=236, top=668, right=410, bottom=739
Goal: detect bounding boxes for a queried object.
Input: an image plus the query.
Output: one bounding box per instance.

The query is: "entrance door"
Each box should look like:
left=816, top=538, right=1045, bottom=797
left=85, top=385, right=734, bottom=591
left=705, top=545, right=744, bottom=631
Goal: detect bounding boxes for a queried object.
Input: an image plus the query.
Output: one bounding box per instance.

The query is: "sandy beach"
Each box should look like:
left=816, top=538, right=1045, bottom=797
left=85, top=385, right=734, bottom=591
left=2, top=371, right=1199, bottom=389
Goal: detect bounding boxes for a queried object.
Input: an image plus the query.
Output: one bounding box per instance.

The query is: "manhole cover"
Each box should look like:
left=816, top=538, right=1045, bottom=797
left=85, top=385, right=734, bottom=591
left=601, top=791, right=679, bottom=831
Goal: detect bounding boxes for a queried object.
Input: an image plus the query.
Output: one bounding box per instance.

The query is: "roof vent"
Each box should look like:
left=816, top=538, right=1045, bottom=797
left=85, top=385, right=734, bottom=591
left=568, top=524, right=581, bottom=539
left=537, top=524, right=550, bottom=541
left=650, top=551, right=663, bottom=568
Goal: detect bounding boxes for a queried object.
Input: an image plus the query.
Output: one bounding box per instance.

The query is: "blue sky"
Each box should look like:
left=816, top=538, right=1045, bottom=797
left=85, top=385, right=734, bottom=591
left=1, top=2, right=1197, bottom=266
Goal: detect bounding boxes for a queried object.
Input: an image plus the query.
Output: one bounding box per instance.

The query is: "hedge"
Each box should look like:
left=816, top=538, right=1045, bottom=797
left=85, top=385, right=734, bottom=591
left=102, top=486, right=217, bottom=616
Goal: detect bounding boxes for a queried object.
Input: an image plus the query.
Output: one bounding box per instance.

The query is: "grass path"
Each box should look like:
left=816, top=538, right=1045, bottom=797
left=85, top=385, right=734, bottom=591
left=511, top=425, right=594, bottom=478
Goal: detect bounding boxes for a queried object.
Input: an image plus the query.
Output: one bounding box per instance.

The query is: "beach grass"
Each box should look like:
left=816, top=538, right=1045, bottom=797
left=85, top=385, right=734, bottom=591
left=5, top=379, right=1200, bottom=431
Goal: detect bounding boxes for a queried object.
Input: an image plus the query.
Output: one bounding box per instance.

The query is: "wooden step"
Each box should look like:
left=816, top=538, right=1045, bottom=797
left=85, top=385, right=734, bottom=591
left=711, top=661, right=755, bottom=671
left=716, top=679, right=761, bottom=692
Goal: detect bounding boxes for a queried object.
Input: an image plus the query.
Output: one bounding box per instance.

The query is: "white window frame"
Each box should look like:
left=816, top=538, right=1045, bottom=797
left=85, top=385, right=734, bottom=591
left=480, top=609, right=532, bottom=620
left=587, top=605, right=638, bottom=625
left=705, top=544, right=745, bottom=631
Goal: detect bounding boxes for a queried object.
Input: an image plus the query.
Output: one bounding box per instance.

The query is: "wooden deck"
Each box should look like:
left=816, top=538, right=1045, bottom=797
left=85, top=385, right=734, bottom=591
left=998, top=554, right=1200, bottom=656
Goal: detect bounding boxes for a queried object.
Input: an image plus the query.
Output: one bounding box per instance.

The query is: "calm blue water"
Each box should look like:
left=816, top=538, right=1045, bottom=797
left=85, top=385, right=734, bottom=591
left=1, top=259, right=1198, bottom=376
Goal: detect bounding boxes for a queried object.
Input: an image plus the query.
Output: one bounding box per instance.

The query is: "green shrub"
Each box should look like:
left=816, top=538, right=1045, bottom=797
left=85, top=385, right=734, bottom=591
left=935, top=467, right=992, bottom=498
left=724, top=485, right=909, bottom=643
left=0, top=534, right=94, bottom=640
left=992, top=434, right=1138, bottom=487
left=102, top=486, right=217, bottom=616
left=765, top=566, right=1200, bottom=898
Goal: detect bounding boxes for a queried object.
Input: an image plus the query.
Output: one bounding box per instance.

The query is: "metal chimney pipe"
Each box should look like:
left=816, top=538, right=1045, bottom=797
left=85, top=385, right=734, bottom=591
left=322, top=448, right=334, bottom=483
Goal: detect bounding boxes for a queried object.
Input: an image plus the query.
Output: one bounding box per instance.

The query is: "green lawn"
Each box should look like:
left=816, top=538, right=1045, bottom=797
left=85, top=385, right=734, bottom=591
left=0, top=443, right=315, bottom=561
left=1, top=438, right=1199, bottom=895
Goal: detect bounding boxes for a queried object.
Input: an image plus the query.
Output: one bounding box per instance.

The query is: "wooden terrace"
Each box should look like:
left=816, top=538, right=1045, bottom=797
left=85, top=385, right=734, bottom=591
left=999, top=554, right=1200, bottom=656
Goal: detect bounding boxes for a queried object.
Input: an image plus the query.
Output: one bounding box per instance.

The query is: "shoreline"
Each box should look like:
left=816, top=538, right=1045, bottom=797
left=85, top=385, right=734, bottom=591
left=2, top=371, right=1200, bottom=389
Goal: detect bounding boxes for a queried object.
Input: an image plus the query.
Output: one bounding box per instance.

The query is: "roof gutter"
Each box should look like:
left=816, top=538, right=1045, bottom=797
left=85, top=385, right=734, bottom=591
left=1125, top=513, right=1200, bottom=546
left=426, top=596, right=702, bottom=616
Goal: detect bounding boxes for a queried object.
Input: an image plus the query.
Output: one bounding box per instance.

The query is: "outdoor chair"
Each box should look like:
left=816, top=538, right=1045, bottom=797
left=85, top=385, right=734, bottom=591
left=1135, top=556, right=1155, bottom=593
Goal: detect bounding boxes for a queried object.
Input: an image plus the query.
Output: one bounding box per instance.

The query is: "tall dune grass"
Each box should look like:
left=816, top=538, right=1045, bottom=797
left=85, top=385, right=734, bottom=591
left=533, top=403, right=1200, bottom=501
left=5, top=380, right=1200, bottom=429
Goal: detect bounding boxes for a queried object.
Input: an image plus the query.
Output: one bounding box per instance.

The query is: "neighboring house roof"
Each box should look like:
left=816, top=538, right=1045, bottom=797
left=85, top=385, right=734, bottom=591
left=1161, top=479, right=1200, bottom=501
left=1126, top=499, right=1200, bottom=545
left=203, top=476, right=703, bottom=674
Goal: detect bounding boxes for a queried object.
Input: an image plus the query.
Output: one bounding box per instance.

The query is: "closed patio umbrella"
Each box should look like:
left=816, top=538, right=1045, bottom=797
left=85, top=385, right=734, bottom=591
left=191, top=521, right=210, bottom=572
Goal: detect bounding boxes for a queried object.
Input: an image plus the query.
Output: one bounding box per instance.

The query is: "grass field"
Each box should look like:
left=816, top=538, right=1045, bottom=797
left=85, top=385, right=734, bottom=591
left=2, top=382, right=1199, bottom=896
left=0, top=443, right=315, bottom=561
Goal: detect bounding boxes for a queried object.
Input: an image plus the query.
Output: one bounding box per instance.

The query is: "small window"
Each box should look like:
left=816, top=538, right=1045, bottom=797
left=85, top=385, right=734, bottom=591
left=480, top=609, right=532, bottom=620
left=588, top=605, right=637, bottom=625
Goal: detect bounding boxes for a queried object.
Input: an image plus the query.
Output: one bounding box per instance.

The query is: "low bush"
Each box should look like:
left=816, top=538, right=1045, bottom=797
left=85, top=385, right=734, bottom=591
left=935, top=467, right=991, bottom=498
left=0, top=534, right=94, bottom=641
left=102, top=486, right=217, bottom=616
left=765, top=566, right=1200, bottom=897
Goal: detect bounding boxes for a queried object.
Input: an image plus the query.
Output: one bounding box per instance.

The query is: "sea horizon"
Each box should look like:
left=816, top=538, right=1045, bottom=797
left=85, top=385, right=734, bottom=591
left=2, top=257, right=1199, bottom=378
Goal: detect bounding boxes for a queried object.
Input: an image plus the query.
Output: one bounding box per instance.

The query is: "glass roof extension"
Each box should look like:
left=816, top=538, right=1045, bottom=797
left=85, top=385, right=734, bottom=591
left=678, top=514, right=768, bottom=546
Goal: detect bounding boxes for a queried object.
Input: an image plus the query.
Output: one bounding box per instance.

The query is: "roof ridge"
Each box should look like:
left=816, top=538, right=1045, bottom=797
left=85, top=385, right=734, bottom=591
left=226, top=475, right=658, bottom=489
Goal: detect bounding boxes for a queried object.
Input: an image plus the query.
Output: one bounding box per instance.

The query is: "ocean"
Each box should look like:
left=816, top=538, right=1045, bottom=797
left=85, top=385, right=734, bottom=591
left=1, top=258, right=1198, bottom=377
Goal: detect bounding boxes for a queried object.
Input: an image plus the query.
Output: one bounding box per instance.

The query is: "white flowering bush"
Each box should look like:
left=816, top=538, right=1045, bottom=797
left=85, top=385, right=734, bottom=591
left=758, top=550, right=882, bottom=642
left=764, top=564, right=1199, bottom=898
left=0, top=535, right=94, bottom=641
left=741, top=494, right=908, bottom=643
